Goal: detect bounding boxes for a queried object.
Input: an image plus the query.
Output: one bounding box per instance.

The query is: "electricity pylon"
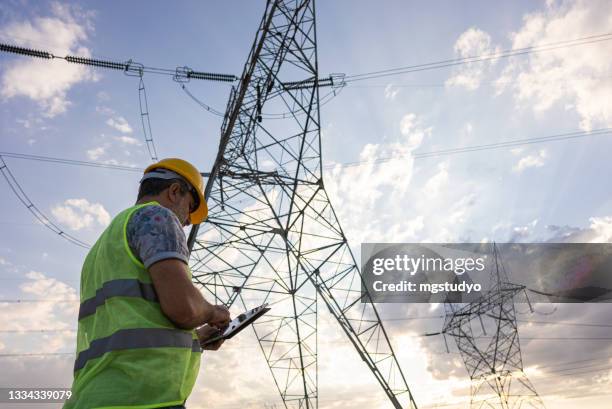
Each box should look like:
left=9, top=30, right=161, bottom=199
left=187, top=1, right=417, bottom=408
left=442, top=244, right=545, bottom=408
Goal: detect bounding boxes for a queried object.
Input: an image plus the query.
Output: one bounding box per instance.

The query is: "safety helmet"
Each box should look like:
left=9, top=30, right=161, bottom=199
left=143, top=158, right=208, bottom=224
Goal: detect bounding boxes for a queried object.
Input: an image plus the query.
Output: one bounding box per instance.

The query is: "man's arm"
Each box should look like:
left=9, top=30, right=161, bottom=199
left=149, top=259, right=229, bottom=330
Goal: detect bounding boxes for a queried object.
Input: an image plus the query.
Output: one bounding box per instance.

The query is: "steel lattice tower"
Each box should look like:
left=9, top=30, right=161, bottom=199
left=442, top=244, right=545, bottom=409
left=187, top=1, right=417, bottom=408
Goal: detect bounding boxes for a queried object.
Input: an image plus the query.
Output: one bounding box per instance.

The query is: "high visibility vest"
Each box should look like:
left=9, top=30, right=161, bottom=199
left=64, top=202, right=201, bottom=409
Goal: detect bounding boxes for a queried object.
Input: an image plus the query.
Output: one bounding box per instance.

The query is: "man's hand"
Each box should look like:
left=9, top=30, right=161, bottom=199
left=196, top=324, right=225, bottom=351
left=208, top=305, right=231, bottom=330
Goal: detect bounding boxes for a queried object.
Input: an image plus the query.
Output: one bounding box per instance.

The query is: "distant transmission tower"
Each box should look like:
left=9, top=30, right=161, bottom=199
left=187, top=1, right=417, bottom=408
left=441, top=244, right=545, bottom=408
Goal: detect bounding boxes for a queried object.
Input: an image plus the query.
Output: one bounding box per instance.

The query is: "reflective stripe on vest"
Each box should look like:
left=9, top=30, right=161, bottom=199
left=74, top=328, right=201, bottom=372
left=78, top=279, right=158, bottom=320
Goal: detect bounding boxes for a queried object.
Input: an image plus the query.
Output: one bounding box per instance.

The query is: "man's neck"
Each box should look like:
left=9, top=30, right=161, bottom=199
left=136, top=196, right=160, bottom=206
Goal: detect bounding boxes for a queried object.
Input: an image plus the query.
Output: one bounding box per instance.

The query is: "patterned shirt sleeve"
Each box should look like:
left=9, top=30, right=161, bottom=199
left=126, top=205, right=189, bottom=269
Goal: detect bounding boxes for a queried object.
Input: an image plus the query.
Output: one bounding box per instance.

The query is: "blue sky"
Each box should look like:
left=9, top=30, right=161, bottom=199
left=0, top=1, right=611, bottom=408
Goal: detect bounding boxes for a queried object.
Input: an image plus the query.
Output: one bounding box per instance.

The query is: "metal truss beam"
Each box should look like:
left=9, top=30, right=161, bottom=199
left=188, top=1, right=417, bottom=408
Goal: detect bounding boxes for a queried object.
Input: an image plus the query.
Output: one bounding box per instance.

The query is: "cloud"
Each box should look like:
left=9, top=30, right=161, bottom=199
left=323, top=113, right=482, bottom=245
left=51, top=198, right=110, bottom=231
left=543, top=215, right=612, bottom=243
left=384, top=83, right=400, bottom=100
left=496, top=0, right=612, bottom=130
left=85, top=132, right=142, bottom=165
left=549, top=216, right=612, bottom=243
left=509, top=219, right=539, bottom=242
left=106, top=116, right=133, bottom=134
left=96, top=91, right=110, bottom=101
left=512, top=149, right=547, bottom=172
left=446, top=27, right=500, bottom=90
left=587, top=216, right=612, bottom=242
left=86, top=145, right=106, bottom=160
left=0, top=2, right=98, bottom=117
left=423, top=162, right=449, bottom=198
left=324, top=113, right=431, bottom=244
left=0, top=270, right=77, bottom=344
left=114, top=135, right=140, bottom=145
left=95, top=105, right=115, bottom=116
left=0, top=269, right=77, bottom=393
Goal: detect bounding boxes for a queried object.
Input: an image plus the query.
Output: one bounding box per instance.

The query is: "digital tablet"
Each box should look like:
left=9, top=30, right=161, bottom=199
left=201, top=303, right=271, bottom=346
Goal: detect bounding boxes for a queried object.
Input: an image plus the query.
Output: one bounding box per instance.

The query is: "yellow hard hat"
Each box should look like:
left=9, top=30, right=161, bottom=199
left=143, top=158, right=208, bottom=224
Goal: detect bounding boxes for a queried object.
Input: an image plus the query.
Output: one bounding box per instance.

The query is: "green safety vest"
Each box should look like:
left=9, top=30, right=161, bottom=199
left=64, top=202, right=201, bottom=409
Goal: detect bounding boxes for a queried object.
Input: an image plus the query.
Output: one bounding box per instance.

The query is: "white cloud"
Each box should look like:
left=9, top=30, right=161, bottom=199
left=504, top=219, right=539, bottom=242
left=423, top=162, right=449, bottom=198
left=587, top=216, right=612, bottom=242
left=384, top=84, right=400, bottom=100
left=323, top=113, right=481, bottom=245
left=114, top=135, right=140, bottom=145
left=16, top=118, right=32, bottom=129
left=95, top=105, right=115, bottom=116
left=512, top=149, right=547, bottom=172
left=86, top=145, right=106, bottom=160
left=399, top=113, right=428, bottom=147
left=106, top=116, right=133, bottom=134
left=446, top=27, right=500, bottom=90
left=0, top=269, right=77, bottom=390
left=0, top=270, right=77, bottom=349
left=464, top=122, right=473, bottom=135
left=546, top=215, right=612, bottom=243
left=496, top=0, right=612, bottom=130
left=51, top=198, right=110, bottom=231
left=0, top=2, right=98, bottom=117
left=96, top=91, right=110, bottom=101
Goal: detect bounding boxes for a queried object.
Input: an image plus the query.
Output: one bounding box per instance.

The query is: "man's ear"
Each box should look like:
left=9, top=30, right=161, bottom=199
left=167, top=182, right=181, bottom=204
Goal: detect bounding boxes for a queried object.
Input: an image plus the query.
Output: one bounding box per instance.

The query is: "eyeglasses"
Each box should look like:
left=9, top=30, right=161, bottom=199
left=189, top=188, right=199, bottom=214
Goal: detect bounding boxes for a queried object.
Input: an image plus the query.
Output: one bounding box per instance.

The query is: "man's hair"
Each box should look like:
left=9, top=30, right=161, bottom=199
left=137, top=177, right=191, bottom=201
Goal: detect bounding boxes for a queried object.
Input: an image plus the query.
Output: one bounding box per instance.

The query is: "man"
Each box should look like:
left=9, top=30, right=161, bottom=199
left=64, top=158, right=231, bottom=409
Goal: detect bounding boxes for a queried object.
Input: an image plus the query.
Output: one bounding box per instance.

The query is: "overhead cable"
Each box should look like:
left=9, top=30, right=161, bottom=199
left=2, top=128, right=609, bottom=175
left=0, top=156, right=90, bottom=249
left=345, top=32, right=612, bottom=83
left=0, top=42, right=238, bottom=83
left=138, top=77, right=159, bottom=161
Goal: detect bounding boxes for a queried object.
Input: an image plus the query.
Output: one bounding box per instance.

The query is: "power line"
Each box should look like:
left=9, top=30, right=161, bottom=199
left=345, top=32, right=612, bottom=83
left=383, top=314, right=612, bottom=329
left=180, top=84, right=225, bottom=116
left=382, top=315, right=444, bottom=321
left=480, top=336, right=612, bottom=341
left=180, top=82, right=344, bottom=119
left=535, top=365, right=612, bottom=379
left=0, top=329, right=76, bottom=333
left=0, top=352, right=73, bottom=357
left=326, top=128, right=612, bottom=169
left=0, top=42, right=238, bottom=83
left=138, top=77, right=159, bottom=162
left=3, top=127, right=609, bottom=177
left=536, top=356, right=612, bottom=369
left=346, top=74, right=612, bottom=89
left=0, top=299, right=78, bottom=303
left=0, top=151, right=144, bottom=172
left=544, top=362, right=612, bottom=374
left=0, top=156, right=90, bottom=249
left=519, top=320, right=612, bottom=328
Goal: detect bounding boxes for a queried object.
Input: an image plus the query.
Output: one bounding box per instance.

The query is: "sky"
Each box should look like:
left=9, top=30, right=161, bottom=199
left=0, top=0, right=611, bottom=408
